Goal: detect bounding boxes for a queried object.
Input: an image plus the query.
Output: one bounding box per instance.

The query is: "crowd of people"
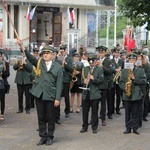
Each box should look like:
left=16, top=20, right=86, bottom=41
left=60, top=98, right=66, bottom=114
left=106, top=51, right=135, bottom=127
left=0, top=40, right=150, bottom=146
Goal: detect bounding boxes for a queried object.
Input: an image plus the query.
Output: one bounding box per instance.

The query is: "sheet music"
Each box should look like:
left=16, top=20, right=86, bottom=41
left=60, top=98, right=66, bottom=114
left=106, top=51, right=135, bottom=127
left=124, top=62, right=134, bottom=70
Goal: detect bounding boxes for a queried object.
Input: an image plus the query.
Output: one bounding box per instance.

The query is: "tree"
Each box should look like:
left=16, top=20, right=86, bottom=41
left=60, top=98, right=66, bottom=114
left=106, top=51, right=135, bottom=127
left=118, top=0, right=150, bottom=30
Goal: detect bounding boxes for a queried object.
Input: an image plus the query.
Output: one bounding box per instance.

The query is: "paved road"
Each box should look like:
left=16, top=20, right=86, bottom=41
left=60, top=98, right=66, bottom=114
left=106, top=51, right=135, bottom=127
left=0, top=66, right=150, bottom=150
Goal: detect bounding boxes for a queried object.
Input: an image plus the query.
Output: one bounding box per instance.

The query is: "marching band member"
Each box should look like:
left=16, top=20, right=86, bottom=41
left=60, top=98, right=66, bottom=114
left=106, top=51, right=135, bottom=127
left=80, top=55, right=104, bottom=134
left=119, top=53, right=147, bottom=135
left=70, top=52, right=84, bottom=113
left=13, top=51, right=32, bottom=114
left=96, top=45, right=113, bottom=126
left=18, top=41, right=63, bottom=146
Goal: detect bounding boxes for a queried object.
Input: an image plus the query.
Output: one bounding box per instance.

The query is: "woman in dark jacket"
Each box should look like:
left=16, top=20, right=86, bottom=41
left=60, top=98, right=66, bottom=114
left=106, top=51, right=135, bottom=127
left=0, top=51, right=10, bottom=121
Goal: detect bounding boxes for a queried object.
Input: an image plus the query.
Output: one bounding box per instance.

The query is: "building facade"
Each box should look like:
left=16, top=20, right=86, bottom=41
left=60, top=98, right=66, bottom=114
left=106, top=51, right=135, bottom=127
left=0, top=0, right=114, bottom=50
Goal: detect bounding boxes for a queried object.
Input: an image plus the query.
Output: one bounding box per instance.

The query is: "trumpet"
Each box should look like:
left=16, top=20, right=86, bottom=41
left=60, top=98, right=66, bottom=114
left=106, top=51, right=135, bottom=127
left=16, top=56, right=24, bottom=70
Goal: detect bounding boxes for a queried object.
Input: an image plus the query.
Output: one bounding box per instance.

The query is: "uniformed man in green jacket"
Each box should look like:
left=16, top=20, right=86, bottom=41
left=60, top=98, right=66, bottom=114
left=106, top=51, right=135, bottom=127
left=13, top=51, right=32, bottom=114
left=18, top=40, right=63, bottom=146
left=80, top=55, right=104, bottom=134
left=119, top=53, right=147, bottom=135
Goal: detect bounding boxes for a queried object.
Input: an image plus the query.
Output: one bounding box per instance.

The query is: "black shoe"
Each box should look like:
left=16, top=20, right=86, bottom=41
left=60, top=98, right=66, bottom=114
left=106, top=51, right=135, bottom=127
left=55, top=120, right=61, bottom=124
left=65, top=114, right=70, bottom=118
left=16, top=110, right=23, bottom=114
left=116, top=110, right=121, bottom=115
left=26, top=110, right=30, bottom=114
left=36, top=137, right=47, bottom=146
left=120, top=106, right=125, bottom=109
left=80, top=128, right=87, bottom=133
left=143, top=118, right=148, bottom=121
left=123, top=129, right=131, bottom=134
left=46, top=137, right=53, bottom=145
left=93, top=129, right=98, bottom=134
left=36, top=129, right=39, bottom=131
left=30, top=105, right=35, bottom=108
left=133, top=129, right=140, bottom=135
left=108, top=115, right=113, bottom=119
left=102, top=120, right=106, bottom=126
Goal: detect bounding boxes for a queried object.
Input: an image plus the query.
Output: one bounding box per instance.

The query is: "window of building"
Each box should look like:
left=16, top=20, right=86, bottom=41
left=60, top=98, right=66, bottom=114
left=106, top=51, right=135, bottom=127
left=14, top=5, right=19, bottom=39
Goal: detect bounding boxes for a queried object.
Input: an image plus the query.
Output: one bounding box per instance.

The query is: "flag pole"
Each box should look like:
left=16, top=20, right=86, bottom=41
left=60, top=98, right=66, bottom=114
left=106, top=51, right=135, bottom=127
left=2, top=0, right=20, bottom=40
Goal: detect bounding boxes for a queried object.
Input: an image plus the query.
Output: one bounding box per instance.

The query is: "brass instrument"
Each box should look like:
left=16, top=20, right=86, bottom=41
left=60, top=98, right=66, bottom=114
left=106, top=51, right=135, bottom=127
left=79, top=66, right=94, bottom=91
left=113, top=71, right=121, bottom=84
left=125, top=69, right=132, bottom=97
left=70, top=64, right=77, bottom=89
left=16, top=56, right=24, bottom=70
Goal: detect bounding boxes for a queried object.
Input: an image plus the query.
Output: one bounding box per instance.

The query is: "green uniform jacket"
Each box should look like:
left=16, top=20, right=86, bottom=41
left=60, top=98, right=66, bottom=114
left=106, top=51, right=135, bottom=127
left=140, top=63, right=150, bottom=95
left=13, top=59, right=32, bottom=85
left=25, top=50, right=63, bottom=101
left=119, top=67, right=147, bottom=101
left=81, top=66, right=104, bottom=100
left=99, top=58, right=113, bottom=90
left=63, top=55, right=74, bottom=83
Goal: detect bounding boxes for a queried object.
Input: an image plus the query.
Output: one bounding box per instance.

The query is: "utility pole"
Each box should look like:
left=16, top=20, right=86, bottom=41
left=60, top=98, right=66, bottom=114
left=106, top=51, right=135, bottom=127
left=114, top=0, right=117, bottom=46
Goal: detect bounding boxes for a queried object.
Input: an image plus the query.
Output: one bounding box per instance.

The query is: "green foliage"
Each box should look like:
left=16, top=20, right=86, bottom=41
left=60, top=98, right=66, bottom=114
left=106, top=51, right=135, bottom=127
left=118, top=0, right=150, bottom=30
left=99, top=16, right=127, bottom=39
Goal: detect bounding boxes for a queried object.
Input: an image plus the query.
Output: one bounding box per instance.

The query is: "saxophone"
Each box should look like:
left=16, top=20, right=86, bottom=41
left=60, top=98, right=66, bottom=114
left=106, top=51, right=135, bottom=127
left=125, top=69, right=132, bottom=97
left=70, top=64, right=77, bottom=89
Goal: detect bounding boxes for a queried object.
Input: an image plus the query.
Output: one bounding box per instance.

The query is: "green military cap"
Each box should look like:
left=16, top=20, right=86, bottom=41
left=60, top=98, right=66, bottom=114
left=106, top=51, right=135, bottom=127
left=88, top=54, right=97, bottom=63
left=42, top=45, right=54, bottom=53
left=33, top=48, right=39, bottom=53
left=53, top=47, right=58, bottom=54
left=113, top=47, right=120, bottom=53
left=60, top=44, right=67, bottom=50
left=127, top=53, right=137, bottom=59
left=131, top=48, right=142, bottom=55
left=96, top=45, right=108, bottom=52
left=73, top=52, right=80, bottom=57
left=120, top=50, right=127, bottom=56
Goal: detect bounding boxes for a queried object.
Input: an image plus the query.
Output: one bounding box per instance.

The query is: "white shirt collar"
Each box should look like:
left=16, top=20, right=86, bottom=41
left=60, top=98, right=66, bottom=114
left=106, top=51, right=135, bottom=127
left=45, top=60, right=52, bottom=71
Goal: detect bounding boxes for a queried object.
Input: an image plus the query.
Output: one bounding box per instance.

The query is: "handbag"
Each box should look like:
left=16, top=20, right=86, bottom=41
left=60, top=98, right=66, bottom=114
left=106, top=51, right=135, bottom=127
left=0, top=79, right=4, bottom=89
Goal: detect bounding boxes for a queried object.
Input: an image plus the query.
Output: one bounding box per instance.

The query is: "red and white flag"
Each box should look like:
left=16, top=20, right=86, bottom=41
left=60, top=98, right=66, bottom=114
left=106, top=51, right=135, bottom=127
left=67, top=7, right=72, bottom=24
left=26, top=5, right=30, bottom=20
left=70, top=8, right=75, bottom=23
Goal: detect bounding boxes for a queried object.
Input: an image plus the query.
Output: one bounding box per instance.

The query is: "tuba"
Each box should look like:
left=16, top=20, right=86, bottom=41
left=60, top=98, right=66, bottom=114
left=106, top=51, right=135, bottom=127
left=125, top=69, right=132, bottom=97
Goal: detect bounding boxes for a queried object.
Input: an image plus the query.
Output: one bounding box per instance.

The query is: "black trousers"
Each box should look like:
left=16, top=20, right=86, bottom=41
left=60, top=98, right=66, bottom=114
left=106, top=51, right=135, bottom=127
left=0, top=88, right=5, bottom=115
left=17, top=84, right=31, bottom=111
left=143, top=92, right=149, bottom=118
left=55, top=105, right=60, bottom=121
left=114, top=83, right=123, bottom=112
left=124, top=100, right=141, bottom=130
left=82, top=97, right=99, bottom=130
left=107, top=87, right=115, bottom=116
left=100, top=89, right=108, bottom=120
left=35, top=96, right=55, bottom=139
left=63, top=83, right=70, bottom=115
